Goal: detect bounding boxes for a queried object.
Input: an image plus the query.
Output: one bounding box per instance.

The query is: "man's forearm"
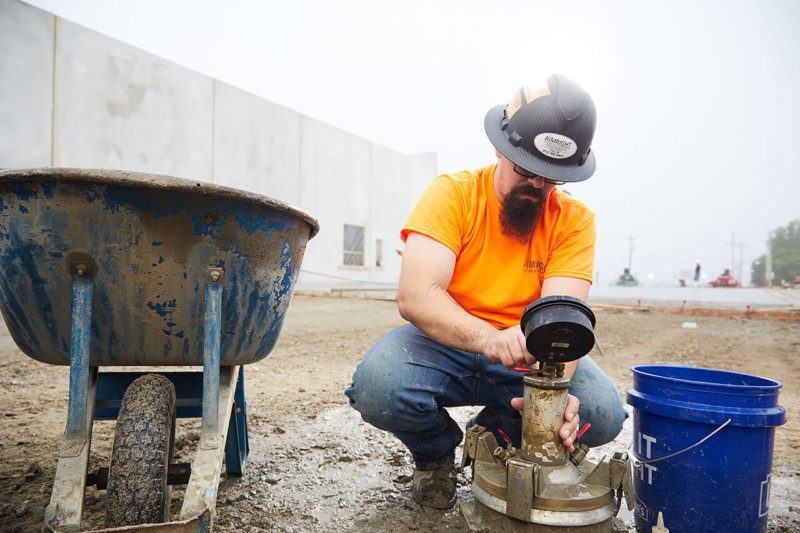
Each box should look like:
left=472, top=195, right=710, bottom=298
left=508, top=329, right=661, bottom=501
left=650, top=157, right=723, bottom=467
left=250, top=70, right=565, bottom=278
left=398, top=282, right=497, bottom=354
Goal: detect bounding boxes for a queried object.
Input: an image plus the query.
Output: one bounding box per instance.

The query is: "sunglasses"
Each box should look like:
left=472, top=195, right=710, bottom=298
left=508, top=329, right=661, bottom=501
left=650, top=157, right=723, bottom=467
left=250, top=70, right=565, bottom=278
left=513, top=164, right=565, bottom=186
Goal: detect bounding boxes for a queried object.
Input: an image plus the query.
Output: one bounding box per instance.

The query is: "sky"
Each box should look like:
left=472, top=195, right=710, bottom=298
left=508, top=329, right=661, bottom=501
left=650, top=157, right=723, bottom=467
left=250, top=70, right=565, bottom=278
left=23, top=0, right=800, bottom=286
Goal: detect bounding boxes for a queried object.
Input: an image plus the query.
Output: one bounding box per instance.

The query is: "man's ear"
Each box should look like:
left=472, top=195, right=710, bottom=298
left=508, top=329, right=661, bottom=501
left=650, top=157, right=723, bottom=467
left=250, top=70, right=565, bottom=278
left=495, top=149, right=502, bottom=158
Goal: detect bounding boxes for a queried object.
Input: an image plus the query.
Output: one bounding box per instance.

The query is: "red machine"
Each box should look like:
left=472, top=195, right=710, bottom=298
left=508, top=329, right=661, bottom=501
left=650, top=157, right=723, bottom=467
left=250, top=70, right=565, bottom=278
left=710, top=269, right=741, bottom=288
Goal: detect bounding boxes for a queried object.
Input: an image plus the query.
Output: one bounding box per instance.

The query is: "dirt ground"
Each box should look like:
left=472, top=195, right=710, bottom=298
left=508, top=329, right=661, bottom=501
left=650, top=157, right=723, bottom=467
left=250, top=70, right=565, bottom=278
left=0, top=295, right=798, bottom=532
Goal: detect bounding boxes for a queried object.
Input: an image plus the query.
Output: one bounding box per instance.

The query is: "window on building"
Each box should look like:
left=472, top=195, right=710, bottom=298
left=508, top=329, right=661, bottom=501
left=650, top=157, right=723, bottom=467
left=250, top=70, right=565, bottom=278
left=375, top=238, right=383, bottom=268
left=343, top=224, right=365, bottom=266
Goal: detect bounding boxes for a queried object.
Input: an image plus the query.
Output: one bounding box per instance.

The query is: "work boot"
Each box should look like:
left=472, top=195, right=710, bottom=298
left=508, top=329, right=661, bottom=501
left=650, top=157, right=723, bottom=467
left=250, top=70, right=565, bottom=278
left=412, top=453, right=457, bottom=510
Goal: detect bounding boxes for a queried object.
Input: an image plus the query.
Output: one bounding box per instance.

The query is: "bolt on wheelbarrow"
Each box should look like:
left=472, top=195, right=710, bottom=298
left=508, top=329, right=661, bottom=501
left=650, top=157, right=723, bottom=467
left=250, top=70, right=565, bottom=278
left=0, top=168, right=318, bottom=532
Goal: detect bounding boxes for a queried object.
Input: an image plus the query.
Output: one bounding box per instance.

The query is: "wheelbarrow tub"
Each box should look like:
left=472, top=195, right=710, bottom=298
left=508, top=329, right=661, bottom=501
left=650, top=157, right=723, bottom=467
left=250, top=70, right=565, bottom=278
left=0, top=168, right=318, bottom=366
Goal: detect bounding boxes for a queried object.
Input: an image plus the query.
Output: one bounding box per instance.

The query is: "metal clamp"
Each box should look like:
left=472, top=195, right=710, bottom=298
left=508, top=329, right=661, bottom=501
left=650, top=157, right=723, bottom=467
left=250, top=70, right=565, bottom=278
left=460, top=425, right=484, bottom=471
left=506, top=459, right=535, bottom=521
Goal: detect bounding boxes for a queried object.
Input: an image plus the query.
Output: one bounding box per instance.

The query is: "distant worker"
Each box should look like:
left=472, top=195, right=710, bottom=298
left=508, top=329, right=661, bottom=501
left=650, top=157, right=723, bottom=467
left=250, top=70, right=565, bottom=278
left=694, top=261, right=702, bottom=284
left=345, top=75, right=626, bottom=509
left=615, top=267, right=639, bottom=287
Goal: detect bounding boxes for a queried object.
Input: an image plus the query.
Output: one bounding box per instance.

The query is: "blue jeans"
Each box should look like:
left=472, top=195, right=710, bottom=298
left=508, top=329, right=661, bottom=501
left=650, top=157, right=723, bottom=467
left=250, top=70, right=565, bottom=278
left=345, top=324, right=627, bottom=467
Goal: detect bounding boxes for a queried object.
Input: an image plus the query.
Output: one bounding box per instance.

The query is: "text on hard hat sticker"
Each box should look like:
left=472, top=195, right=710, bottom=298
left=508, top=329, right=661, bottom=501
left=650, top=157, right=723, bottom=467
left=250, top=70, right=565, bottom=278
left=534, top=133, right=578, bottom=159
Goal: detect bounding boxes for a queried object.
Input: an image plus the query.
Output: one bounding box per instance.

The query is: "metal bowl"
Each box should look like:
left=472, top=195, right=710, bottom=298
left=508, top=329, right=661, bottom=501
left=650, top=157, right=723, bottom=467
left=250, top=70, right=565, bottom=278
left=0, top=168, right=318, bottom=366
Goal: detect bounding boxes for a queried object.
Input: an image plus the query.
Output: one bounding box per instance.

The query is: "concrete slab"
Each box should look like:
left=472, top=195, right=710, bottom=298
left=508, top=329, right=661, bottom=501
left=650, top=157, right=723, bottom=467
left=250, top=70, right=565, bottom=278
left=296, top=273, right=398, bottom=300
left=589, top=286, right=792, bottom=310
left=770, top=287, right=800, bottom=307
left=294, top=282, right=796, bottom=313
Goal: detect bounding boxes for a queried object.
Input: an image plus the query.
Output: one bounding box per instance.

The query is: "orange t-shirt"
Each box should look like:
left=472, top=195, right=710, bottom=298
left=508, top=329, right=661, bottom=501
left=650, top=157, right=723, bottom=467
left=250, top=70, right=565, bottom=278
left=401, top=164, right=595, bottom=330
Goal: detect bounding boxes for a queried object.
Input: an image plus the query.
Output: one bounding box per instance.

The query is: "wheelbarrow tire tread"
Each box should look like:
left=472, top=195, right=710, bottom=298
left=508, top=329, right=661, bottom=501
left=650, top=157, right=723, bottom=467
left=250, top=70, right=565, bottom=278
left=106, top=373, right=176, bottom=527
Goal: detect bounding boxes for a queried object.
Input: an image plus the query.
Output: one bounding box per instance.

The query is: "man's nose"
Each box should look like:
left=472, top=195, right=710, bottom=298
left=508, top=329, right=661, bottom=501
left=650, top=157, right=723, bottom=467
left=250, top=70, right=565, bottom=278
left=527, top=176, right=546, bottom=188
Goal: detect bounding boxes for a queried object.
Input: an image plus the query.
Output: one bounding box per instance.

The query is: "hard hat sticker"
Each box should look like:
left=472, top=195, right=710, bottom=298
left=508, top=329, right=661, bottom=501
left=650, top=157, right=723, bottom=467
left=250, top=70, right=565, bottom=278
left=506, top=91, right=523, bottom=120
left=523, top=84, right=550, bottom=104
left=534, top=133, right=578, bottom=159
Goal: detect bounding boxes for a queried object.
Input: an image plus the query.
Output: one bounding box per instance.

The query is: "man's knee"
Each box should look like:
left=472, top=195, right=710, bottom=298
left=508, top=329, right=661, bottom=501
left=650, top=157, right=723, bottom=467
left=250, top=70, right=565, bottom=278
left=580, top=395, right=627, bottom=447
left=345, top=328, right=437, bottom=432
left=344, top=338, right=397, bottom=412
left=345, top=345, right=397, bottom=424
left=571, top=357, right=628, bottom=447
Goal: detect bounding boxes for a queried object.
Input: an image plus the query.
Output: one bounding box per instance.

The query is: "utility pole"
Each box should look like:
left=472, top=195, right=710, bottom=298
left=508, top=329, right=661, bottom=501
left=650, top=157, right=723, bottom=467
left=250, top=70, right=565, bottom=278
left=765, top=231, right=773, bottom=288
left=726, top=231, right=736, bottom=274
left=628, top=237, right=635, bottom=272
left=738, top=243, right=745, bottom=286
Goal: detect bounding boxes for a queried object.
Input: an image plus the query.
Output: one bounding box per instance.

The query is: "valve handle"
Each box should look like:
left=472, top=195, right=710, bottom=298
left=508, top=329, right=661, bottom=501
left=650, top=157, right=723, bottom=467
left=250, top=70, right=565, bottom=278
left=497, top=428, right=513, bottom=449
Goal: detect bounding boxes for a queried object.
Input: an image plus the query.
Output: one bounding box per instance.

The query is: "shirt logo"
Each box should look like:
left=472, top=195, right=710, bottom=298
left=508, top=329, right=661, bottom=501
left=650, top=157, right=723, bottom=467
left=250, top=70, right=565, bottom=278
left=523, top=259, right=545, bottom=273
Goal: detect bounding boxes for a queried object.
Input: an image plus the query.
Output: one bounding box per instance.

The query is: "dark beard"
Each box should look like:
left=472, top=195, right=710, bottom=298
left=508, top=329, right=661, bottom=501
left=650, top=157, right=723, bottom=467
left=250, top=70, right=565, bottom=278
left=499, top=182, right=545, bottom=243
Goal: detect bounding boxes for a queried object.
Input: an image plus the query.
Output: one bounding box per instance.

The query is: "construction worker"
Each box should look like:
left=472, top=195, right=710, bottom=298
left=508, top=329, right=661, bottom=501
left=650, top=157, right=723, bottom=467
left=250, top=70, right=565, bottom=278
left=345, top=75, right=626, bottom=510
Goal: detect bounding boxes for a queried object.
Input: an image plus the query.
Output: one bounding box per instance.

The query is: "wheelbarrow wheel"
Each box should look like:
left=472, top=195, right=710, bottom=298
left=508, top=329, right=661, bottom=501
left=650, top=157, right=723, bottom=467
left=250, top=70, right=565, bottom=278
left=106, top=374, right=176, bottom=527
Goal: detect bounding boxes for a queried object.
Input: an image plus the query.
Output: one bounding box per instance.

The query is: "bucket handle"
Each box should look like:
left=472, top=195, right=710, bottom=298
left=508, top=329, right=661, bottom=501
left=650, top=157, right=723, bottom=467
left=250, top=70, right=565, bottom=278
left=632, top=418, right=731, bottom=467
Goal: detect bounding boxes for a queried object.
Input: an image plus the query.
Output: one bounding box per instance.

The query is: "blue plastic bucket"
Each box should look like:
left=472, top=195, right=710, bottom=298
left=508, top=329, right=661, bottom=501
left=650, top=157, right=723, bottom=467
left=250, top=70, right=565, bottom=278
left=627, top=365, right=786, bottom=533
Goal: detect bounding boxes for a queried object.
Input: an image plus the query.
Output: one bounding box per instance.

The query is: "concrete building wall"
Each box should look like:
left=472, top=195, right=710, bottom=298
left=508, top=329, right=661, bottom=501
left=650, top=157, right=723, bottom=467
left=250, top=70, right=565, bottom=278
left=53, top=18, right=214, bottom=178
left=213, top=82, right=302, bottom=205
left=0, top=0, right=54, bottom=167
left=0, top=0, right=437, bottom=289
left=298, top=115, right=373, bottom=278
left=369, top=146, right=438, bottom=283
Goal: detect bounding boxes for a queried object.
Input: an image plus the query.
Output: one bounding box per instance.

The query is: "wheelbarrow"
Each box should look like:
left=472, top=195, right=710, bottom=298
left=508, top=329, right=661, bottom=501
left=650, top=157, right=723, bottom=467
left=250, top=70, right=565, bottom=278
left=0, top=168, right=318, bottom=532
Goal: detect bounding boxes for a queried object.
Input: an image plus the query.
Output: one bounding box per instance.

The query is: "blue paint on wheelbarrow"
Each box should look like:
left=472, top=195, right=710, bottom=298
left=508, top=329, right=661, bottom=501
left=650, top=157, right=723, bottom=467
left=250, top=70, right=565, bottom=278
left=627, top=365, right=786, bottom=533
left=0, top=168, right=318, bottom=367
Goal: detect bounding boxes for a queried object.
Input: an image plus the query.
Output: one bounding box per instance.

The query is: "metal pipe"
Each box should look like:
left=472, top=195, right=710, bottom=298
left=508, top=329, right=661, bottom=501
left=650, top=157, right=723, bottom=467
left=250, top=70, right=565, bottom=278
left=520, top=365, right=570, bottom=466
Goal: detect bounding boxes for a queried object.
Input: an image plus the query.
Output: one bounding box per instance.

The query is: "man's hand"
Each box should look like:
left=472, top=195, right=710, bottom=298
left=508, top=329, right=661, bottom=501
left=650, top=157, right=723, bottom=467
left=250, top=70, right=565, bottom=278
left=481, top=325, right=536, bottom=368
left=510, top=394, right=581, bottom=453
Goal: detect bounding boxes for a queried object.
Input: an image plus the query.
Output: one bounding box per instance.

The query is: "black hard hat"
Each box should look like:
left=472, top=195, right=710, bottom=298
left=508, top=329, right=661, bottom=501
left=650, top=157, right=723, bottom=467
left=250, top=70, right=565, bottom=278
left=484, top=74, right=597, bottom=183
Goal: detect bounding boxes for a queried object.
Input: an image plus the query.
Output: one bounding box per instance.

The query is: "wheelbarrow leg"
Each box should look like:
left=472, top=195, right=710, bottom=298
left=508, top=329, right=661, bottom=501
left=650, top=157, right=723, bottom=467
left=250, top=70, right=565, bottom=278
left=44, top=274, right=97, bottom=531
left=225, top=366, right=249, bottom=476
left=201, top=269, right=223, bottom=435
left=180, top=269, right=239, bottom=524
